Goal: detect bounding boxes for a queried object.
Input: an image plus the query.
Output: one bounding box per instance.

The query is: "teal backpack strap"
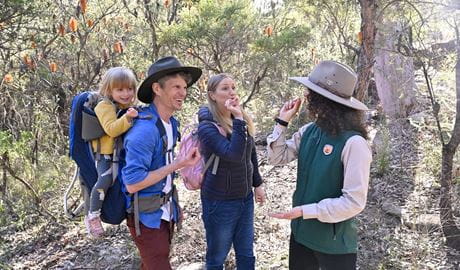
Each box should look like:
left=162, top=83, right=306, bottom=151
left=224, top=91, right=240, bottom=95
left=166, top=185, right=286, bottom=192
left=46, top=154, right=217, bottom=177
left=201, top=153, right=220, bottom=175
left=203, top=154, right=216, bottom=173
left=154, top=118, right=168, bottom=154
left=172, top=185, right=180, bottom=231
left=95, top=138, right=101, bottom=161
left=207, top=121, right=226, bottom=175
left=211, top=156, right=220, bottom=175
left=111, top=137, right=123, bottom=185
left=134, top=192, right=140, bottom=236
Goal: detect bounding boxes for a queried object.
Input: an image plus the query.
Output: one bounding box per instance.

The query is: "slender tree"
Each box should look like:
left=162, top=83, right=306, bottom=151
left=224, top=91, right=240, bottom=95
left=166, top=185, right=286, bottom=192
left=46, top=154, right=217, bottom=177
left=438, top=20, right=460, bottom=250
left=355, top=0, right=377, bottom=101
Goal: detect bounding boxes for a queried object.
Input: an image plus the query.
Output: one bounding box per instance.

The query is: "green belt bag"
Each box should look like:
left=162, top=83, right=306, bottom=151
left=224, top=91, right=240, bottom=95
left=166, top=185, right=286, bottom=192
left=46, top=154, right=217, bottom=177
left=127, top=185, right=178, bottom=236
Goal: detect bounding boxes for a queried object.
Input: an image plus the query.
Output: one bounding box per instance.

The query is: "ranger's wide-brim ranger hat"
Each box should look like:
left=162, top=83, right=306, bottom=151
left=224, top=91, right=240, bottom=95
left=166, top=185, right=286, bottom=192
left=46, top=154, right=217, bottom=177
left=289, top=60, right=368, bottom=111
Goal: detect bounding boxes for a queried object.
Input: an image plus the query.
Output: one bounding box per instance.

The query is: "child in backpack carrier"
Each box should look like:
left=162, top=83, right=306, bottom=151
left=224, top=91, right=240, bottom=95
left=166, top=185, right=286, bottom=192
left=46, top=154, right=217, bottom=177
left=85, top=67, right=138, bottom=237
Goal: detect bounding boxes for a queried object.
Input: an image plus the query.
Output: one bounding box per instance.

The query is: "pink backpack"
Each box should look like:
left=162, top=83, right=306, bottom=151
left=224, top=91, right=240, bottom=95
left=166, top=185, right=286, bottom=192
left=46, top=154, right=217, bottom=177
left=178, top=121, right=226, bottom=190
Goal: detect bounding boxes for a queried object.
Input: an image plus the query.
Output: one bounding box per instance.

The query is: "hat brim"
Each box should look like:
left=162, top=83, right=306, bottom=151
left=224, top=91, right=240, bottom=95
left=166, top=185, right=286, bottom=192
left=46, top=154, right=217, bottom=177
left=138, top=66, right=202, bottom=103
left=289, top=77, right=369, bottom=111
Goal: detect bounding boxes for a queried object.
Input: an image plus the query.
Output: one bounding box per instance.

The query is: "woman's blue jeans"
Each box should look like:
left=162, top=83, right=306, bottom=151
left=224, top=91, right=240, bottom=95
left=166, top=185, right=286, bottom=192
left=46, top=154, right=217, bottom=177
left=201, top=192, right=255, bottom=270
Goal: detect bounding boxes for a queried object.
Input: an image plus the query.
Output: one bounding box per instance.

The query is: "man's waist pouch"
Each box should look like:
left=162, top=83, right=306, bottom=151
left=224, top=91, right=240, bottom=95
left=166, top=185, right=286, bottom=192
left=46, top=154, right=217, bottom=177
left=127, top=186, right=178, bottom=214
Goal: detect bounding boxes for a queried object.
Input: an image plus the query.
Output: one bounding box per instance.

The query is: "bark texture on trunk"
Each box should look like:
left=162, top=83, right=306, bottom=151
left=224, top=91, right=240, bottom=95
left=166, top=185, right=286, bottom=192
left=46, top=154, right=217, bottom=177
left=374, top=22, right=417, bottom=118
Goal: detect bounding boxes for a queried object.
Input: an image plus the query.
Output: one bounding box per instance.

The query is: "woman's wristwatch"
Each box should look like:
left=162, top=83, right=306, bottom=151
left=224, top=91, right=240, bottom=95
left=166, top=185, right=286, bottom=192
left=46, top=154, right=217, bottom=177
left=274, top=117, right=289, bottom=127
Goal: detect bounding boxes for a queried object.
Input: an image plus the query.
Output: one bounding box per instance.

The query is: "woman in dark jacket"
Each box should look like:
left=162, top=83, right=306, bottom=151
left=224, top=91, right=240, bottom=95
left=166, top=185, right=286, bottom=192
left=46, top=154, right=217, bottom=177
left=197, top=73, right=266, bottom=270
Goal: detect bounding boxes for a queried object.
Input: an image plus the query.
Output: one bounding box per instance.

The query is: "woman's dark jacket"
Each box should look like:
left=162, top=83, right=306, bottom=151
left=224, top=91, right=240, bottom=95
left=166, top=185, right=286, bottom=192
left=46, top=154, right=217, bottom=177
left=197, top=106, right=262, bottom=200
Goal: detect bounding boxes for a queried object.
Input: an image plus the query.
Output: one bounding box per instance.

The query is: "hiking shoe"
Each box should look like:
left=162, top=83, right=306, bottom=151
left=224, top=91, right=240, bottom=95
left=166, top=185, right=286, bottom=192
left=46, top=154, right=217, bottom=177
left=84, top=214, right=104, bottom=237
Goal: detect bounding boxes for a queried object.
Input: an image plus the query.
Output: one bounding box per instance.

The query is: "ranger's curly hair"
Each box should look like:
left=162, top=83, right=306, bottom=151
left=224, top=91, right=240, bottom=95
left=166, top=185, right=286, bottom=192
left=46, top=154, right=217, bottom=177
left=306, top=90, right=368, bottom=139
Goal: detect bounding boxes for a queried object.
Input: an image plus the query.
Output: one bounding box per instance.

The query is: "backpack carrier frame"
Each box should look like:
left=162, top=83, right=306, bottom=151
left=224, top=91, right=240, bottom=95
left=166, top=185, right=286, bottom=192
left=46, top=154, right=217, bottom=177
left=64, top=91, right=126, bottom=224
left=63, top=166, right=89, bottom=219
left=64, top=93, right=178, bottom=236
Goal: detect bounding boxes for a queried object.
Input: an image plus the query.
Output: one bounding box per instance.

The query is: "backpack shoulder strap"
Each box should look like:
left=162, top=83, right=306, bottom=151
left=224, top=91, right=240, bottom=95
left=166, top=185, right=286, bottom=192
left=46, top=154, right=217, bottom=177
left=198, top=120, right=226, bottom=175
left=200, top=119, right=226, bottom=137
left=155, top=118, right=168, bottom=154
left=211, top=122, right=226, bottom=136
left=203, top=153, right=216, bottom=172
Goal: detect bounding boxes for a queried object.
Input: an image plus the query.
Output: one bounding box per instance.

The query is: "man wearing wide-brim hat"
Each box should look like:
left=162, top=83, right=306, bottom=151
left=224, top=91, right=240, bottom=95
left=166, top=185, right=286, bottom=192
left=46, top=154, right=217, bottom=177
left=267, top=60, right=372, bottom=270
left=121, top=56, right=202, bottom=270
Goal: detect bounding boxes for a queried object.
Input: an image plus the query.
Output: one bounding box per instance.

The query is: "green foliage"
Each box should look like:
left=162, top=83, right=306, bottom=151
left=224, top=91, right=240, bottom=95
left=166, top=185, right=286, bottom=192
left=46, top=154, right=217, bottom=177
left=0, top=0, right=453, bottom=235
left=0, top=0, right=459, bottom=269
left=159, top=0, right=312, bottom=134
left=421, top=136, right=442, bottom=178
left=161, top=0, right=258, bottom=73
left=293, top=0, right=361, bottom=66
left=0, top=130, right=33, bottom=159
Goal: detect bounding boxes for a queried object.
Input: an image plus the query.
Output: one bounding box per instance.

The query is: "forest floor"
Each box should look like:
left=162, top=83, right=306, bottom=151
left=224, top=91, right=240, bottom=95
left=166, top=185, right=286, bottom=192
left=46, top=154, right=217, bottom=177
left=1, top=96, right=460, bottom=269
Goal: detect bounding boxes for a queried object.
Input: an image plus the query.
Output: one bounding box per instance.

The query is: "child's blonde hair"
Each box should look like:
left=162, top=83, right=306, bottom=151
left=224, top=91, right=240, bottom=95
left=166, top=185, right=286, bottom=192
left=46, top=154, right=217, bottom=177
left=98, top=67, right=137, bottom=103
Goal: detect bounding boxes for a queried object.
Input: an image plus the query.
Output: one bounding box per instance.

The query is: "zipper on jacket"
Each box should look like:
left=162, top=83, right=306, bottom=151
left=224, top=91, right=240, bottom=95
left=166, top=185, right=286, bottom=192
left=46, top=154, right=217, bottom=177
left=244, top=133, right=252, bottom=198
left=333, top=223, right=337, bottom=240
left=244, top=139, right=249, bottom=197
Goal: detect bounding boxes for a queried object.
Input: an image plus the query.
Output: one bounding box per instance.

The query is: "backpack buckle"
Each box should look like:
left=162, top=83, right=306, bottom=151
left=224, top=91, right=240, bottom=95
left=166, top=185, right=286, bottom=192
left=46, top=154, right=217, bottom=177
left=160, top=194, right=168, bottom=204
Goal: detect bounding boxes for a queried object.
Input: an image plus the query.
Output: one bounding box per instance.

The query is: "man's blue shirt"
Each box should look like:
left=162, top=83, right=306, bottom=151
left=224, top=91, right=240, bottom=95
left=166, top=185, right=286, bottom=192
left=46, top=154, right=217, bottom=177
left=121, top=103, right=180, bottom=229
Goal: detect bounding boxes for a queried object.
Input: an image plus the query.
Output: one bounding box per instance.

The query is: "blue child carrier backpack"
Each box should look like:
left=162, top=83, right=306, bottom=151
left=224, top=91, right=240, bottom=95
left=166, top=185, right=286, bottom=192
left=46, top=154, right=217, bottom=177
left=68, top=91, right=126, bottom=225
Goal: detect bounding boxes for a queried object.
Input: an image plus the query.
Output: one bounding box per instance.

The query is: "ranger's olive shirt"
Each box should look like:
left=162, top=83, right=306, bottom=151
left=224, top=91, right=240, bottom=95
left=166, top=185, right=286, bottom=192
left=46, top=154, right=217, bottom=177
left=267, top=123, right=372, bottom=223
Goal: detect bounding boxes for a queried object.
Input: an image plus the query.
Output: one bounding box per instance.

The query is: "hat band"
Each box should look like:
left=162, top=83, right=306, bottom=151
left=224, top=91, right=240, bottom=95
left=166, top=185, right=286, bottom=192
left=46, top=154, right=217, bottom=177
left=315, top=81, right=351, bottom=99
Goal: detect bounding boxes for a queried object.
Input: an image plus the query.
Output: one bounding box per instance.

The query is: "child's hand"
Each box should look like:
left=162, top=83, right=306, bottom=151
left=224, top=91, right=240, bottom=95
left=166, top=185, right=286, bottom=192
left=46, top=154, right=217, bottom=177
left=126, top=107, right=138, bottom=119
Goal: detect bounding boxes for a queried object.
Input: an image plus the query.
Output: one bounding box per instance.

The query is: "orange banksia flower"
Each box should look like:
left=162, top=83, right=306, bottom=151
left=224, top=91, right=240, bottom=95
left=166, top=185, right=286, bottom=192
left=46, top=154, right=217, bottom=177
left=264, top=25, right=273, bottom=36
left=86, top=19, right=94, bottom=28
left=23, top=54, right=35, bottom=69
left=80, top=0, right=87, bottom=14
left=4, top=73, right=13, bottom=83
left=69, top=17, right=78, bottom=32
left=113, top=41, right=123, bottom=53
left=49, top=62, right=57, bottom=73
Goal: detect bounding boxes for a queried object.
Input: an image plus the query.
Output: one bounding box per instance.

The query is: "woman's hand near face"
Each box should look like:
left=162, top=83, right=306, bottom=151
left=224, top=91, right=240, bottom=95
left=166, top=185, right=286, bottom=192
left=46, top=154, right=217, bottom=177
left=278, top=98, right=302, bottom=122
left=225, top=96, right=243, bottom=119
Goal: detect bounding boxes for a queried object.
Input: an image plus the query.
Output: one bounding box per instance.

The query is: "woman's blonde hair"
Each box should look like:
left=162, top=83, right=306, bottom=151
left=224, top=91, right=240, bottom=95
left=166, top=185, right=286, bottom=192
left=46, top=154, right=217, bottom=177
left=206, top=73, right=255, bottom=136
left=98, top=67, right=137, bottom=104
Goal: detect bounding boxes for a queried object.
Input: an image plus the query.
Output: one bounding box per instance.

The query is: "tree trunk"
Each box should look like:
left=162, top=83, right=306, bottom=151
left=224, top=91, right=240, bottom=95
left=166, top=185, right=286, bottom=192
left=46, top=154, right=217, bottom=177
left=143, top=2, right=160, bottom=60
left=374, top=22, right=417, bottom=118
left=355, top=0, right=377, bottom=101
left=439, top=38, right=460, bottom=250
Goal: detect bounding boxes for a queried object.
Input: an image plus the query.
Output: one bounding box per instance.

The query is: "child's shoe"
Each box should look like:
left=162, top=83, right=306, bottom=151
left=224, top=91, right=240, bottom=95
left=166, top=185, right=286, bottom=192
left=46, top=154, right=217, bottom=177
left=84, top=213, right=104, bottom=237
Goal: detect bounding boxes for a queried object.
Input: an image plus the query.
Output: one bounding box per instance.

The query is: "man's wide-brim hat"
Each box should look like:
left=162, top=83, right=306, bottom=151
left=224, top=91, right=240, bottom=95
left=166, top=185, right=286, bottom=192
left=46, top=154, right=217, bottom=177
left=138, top=56, right=202, bottom=103
left=289, top=60, right=368, bottom=111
